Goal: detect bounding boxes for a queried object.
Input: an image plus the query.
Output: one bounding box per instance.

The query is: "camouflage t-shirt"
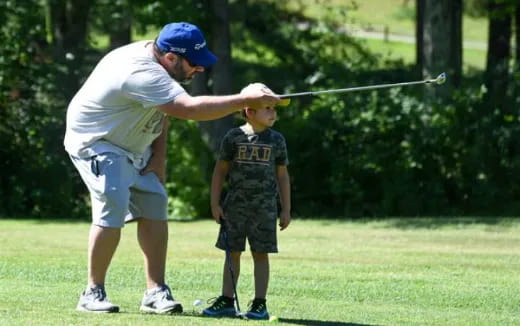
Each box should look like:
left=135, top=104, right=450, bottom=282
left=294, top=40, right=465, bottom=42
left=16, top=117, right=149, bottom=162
left=219, top=124, right=289, bottom=208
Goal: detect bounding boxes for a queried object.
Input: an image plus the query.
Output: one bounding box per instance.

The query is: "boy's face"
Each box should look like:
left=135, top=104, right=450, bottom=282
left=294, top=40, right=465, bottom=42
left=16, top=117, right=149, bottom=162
left=247, top=106, right=277, bottom=127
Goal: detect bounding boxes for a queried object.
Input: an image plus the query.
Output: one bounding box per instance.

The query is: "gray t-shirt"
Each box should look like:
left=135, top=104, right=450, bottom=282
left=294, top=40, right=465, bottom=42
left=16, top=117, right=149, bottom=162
left=64, top=40, right=185, bottom=168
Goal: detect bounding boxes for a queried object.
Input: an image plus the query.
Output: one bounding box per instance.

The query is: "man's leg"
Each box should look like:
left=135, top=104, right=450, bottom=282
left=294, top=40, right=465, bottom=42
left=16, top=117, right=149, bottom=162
left=77, top=224, right=121, bottom=313
left=88, top=225, right=121, bottom=287
left=137, top=218, right=183, bottom=314
left=137, top=218, right=168, bottom=288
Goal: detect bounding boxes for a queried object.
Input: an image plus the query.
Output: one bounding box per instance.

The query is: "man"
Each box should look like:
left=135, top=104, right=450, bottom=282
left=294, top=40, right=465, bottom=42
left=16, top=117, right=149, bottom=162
left=64, top=22, right=280, bottom=314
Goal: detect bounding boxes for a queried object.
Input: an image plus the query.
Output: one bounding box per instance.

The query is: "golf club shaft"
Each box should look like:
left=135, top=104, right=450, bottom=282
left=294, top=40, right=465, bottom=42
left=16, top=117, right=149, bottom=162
left=221, top=220, right=241, bottom=313
left=279, top=78, right=437, bottom=99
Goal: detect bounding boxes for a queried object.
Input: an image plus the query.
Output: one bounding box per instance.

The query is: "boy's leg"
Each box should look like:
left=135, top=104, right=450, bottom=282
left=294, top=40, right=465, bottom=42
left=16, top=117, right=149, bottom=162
left=245, top=252, right=270, bottom=320
left=222, top=251, right=242, bottom=298
left=251, top=252, right=269, bottom=299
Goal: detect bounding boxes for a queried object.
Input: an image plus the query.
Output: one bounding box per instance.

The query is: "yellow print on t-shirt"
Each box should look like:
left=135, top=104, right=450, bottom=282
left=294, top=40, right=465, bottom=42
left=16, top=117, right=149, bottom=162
left=236, top=143, right=272, bottom=165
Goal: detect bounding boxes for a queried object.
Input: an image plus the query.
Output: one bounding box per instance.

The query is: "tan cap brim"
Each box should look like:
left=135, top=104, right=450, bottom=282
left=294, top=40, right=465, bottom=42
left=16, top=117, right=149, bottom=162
left=277, top=98, right=291, bottom=107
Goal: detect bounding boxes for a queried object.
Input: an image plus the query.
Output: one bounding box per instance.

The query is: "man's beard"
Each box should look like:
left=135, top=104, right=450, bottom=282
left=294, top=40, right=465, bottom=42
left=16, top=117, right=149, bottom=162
left=168, top=60, right=192, bottom=84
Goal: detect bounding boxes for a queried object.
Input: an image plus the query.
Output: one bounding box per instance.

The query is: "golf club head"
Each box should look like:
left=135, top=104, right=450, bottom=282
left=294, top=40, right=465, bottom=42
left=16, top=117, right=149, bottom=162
left=236, top=312, right=248, bottom=319
left=435, top=72, right=446, bottom=85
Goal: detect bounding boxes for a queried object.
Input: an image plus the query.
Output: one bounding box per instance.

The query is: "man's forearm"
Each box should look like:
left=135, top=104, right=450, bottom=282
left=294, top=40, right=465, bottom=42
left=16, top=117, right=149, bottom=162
left=151, top=118, right=169, bottom=157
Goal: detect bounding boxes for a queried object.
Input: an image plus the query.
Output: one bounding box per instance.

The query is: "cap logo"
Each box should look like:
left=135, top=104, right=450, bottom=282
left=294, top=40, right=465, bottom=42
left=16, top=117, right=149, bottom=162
left=194, top=41, right=206, bottom=50
left=169, top=47, right=186, bottom=53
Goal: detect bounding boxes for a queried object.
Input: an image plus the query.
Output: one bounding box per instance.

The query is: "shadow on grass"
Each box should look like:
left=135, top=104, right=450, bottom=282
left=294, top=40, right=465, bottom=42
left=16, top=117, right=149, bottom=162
left=379, top=216, right=517, bottom=230
left=116, top=311, right=377, bottom=325
left=2, top=216, right=518, bottom=230
left=279, top=317, right=377, bottom=326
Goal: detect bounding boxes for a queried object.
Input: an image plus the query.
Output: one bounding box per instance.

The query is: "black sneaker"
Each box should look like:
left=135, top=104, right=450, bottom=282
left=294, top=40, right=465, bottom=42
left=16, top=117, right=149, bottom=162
left=245, top=298, right=269, bottom=320
left=76, top=285, right=119, bottom=313
left=202, top=296, right=236, bottom=317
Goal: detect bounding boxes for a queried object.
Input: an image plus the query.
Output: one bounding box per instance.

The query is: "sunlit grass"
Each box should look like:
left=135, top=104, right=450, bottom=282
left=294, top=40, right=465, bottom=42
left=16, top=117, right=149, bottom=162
left=1, top=217, right=519, bottom=325
left=361, top=38, right=486, bottom=71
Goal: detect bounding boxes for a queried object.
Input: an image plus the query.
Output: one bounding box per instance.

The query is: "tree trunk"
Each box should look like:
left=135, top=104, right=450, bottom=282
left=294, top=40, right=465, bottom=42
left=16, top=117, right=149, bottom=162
left=514, top=4, right=520, bottom=105
left=421, top=0, right=462, bottom=99
left=109, top=0, right=132, bottom=50
left=448, top=0, right=463, bottom=87
left=47, top=0, right=90, bottom=97
left=48, top=0, right=90, bottom=54
left=196, top=0, right=235, bottom=154
left=415, top=0, right=424, bottom=77
left=485, top=0, right=512, bottom=109
left=516, top=4, right=520, bottom=65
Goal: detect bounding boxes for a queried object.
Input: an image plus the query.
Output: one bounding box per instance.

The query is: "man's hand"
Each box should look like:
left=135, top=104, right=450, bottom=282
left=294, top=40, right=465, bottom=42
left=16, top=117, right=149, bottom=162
left=140, top=154, right=166, bottom=184
left=241, top=83, right=280, bottom=109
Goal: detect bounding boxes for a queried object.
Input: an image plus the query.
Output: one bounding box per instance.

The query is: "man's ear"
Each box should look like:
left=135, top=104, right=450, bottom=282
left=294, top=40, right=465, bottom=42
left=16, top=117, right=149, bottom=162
left=165, top=52, right=178, bottom=63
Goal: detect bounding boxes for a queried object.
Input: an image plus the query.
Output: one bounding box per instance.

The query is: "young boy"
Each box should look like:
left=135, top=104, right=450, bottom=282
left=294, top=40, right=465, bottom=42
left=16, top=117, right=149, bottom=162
left=202, top=84, right=291, bottom=320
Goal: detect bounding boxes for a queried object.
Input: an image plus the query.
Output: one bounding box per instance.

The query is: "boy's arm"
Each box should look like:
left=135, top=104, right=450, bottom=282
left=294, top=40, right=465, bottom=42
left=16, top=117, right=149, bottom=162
left=211, top=160, right=231, bottom=223
left=276, top=165, right=291, bottom=230
left=140, top=118, right=169, bottom=183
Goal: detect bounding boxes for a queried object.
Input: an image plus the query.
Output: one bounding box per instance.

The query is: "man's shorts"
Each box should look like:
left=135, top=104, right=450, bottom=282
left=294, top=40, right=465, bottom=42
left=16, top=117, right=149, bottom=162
left=70, top=152, right=168, bottom=228
left=216, top=192, right=278, bottom=253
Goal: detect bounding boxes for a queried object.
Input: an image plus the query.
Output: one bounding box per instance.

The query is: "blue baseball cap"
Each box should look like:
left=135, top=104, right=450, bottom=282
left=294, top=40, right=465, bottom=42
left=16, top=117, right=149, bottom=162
left=156, top=22, right=217, bottom=68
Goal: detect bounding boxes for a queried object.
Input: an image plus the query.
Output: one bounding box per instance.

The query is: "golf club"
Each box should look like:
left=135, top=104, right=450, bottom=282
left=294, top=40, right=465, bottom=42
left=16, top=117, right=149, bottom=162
left=277, top=72, right=446, bottom=106
left=220, top=219, right=245, bottom=319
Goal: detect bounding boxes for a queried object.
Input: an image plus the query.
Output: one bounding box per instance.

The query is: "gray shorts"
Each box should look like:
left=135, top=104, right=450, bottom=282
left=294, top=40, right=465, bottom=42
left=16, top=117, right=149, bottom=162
left=70, top=152, right=168, bottom=228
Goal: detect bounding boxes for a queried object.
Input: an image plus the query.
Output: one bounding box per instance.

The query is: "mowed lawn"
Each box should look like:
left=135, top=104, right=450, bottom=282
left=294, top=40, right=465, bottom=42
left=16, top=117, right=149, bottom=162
left=0, top=217, right=519, bottom=326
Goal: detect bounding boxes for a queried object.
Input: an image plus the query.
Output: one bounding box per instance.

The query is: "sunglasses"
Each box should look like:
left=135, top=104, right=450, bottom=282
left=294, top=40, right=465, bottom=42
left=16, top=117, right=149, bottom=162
left=175, top=53, right=197, bottom=68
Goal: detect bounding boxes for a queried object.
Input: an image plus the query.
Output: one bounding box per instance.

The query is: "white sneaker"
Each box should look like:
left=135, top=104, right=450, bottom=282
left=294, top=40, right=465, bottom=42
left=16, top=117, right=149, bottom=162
left=76, top=286, right=119, bottom=313
left=140, top=285, right=183, bottom=314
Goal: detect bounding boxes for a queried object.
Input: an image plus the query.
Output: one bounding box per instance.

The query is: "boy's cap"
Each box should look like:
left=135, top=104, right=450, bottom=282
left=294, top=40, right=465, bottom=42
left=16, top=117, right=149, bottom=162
left=156, top=22, right=217, bottom=68
left=240, top=83, right=274, bottom=95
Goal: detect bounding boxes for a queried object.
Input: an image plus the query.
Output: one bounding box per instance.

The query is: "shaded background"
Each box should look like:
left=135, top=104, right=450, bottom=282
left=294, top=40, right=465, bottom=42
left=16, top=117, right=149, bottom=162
left=1, top=0, right=519, bottom=219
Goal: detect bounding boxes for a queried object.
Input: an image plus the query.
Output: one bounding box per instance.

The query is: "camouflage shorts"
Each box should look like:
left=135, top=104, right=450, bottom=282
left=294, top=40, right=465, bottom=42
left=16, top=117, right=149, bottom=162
left=216, top=195, right=278, bottom=253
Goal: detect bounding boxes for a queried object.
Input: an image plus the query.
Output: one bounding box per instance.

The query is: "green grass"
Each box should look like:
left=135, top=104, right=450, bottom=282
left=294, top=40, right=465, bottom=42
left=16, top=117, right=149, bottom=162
left=294, top=0, right=488, bottom=43
left=361, top=38, right=487, bottom=71
left=1, top=218, right=519, bottom=325
left=288, top=0, right=488, bottom=71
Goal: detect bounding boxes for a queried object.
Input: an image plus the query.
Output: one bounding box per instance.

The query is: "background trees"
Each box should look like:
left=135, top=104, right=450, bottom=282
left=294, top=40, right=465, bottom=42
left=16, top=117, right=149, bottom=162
left=1, top=0, right=519, bottom=219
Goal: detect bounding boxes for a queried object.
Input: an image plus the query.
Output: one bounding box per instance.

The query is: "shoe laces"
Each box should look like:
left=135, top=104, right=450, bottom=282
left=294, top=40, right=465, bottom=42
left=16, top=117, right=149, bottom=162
left=207, top=296, right=232, bottom=310
left=156, top=286, right=173, bottom=301
left=248, top=299, right=265, bottom=312
left=89, top=286, right=107, bottom=301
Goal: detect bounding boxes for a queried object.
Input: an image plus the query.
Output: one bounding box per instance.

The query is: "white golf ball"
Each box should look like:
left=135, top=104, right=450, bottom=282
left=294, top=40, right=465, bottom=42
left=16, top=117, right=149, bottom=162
left=193, top=299, right=203, bottom=307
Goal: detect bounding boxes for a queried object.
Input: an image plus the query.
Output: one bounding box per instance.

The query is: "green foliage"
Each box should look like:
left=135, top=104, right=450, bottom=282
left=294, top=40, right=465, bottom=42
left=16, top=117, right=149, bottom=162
left=165, top=119, right=213, bottom=219
left=0, top=0, right=88, bottom=218
left=2, top=0, right=518, bottom=219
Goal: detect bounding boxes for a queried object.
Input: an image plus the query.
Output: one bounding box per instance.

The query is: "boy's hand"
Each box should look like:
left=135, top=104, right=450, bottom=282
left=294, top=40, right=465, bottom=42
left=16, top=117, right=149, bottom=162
left=211, top=204, right=224, bottom=223
left=279, top=211, right=291, bottom=230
